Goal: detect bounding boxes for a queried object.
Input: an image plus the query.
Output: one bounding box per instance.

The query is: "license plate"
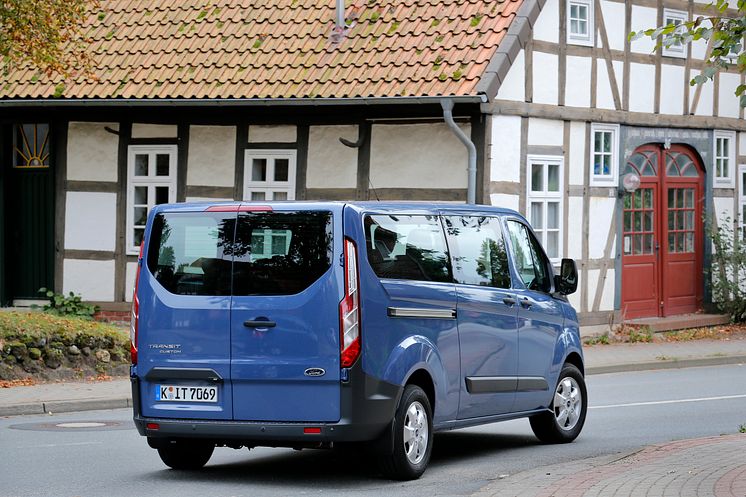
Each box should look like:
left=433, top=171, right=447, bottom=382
left=156, top=385, right=218, bottom=403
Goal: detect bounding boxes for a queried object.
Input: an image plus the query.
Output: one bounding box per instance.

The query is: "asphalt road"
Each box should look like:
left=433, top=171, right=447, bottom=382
left=2, top=364, right=745, bottom=497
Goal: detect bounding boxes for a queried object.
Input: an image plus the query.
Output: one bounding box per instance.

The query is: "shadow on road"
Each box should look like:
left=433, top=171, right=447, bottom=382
left=139, top=431, right=540, bottom=488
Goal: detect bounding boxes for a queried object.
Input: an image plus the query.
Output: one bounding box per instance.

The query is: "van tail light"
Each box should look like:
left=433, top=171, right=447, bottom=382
left=339, top=238, right=361, bottom=368
left=130, top=242, right=143, bottom=366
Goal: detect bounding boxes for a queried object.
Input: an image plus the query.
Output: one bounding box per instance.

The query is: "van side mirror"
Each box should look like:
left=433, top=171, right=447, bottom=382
left=555, top=258, right=578, bottom=295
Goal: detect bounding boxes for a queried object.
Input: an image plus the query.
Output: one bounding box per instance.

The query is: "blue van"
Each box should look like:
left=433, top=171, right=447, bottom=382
left=131, top=202, right=585, bottom=480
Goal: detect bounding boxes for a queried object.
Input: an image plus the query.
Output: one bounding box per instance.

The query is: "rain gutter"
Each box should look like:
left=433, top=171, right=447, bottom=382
left=441, top=98, right=477, bottom=205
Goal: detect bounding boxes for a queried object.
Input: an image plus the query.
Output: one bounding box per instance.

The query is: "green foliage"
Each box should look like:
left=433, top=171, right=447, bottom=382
left=37, top=288, right=99, bottom=319
left=583, top=332, right=610, bottom=346
left=631, top=1, right=746, bottom=104
left=0, top=311, right=125, bottom=350
left=739, top=424, right=746, bottom=433
left=628, top=326, right=653, bottom=343
left=709, top=217, right=746, bottom=322
left=1, top=0, right=100, bottom=78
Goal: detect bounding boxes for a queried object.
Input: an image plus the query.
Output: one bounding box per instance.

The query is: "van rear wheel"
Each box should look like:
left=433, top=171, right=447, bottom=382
left=529, top=364, right=587, bottom=443
left=157, top=440, right=214, bottom=470
left=378, top=384, right=433, bottom=480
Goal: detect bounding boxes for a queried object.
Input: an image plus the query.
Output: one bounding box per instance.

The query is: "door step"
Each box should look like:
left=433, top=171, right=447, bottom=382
left=624, top=313, right=730, bottom=333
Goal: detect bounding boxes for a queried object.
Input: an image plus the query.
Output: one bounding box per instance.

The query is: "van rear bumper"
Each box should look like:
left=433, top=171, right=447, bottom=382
left=131, top=362, right=402, bottom=444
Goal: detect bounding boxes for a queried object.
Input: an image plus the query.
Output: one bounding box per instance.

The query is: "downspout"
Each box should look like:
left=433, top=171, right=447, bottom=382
left=441, top=98, right=477, bottom=204
left=336, top=0, right=345, bottom=29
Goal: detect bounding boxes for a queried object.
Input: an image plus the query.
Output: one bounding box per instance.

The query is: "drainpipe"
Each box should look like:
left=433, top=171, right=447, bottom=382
left=441, top=98, right=477, bottom=204
left=336, top=0, right=345, bottom=29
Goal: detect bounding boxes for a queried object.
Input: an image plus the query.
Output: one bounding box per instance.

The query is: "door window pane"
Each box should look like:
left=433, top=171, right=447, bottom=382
left=548, top=164, right=560, bottom=192
left=364, top=215, right=451, bottom=283
left=273, top=191, right=288, bottom=201
left=530, top=202, right=543, bottom=229
left=155, top=186, right=169, bottom=205
left=134, top=186, right=148, bottom=204
left=134, top=207, right=148, bottom=226
left=443, top=216, right=511, bottom=289
left=135, top=155, right=149, bottom=176
left=252, top=159, right=267, bottom=181
left=274, top=159, right=289, bottom=181
left=531, top=164, right=543, bottom=192
left=156, top=154, right=170, bottom=176
left=251, top=191, right=266, bottom=201
left=547, top=202, right=559, bottom=229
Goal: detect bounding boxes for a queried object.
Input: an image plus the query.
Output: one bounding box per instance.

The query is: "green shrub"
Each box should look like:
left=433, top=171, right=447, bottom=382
left=37, top=288, right=99, bottom=319
left=709, top=218, right=746, bottom=322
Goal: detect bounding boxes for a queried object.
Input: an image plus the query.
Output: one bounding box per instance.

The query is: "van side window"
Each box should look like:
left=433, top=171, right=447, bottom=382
left=364, top=215, right=451, bottom=283
left=233, top=211, right=333, bottom=296
left=506, top=220, right=552, bottom=293
left=443, top=216, right=511, bottom=289
left=147, top=213, right=234, bottom=296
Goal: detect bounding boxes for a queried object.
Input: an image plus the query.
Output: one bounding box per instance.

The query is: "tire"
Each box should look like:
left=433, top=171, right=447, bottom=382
left=378, top=385, right=434, bottom=480
left=529, top=364, right=587, bottom=444
left=157, top=440, right=214, bottom=470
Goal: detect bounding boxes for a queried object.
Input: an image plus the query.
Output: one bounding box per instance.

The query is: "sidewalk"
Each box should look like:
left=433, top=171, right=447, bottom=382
left=1, top=335, right=746, bottom=417
left=474, top=434, right=746, bottom=497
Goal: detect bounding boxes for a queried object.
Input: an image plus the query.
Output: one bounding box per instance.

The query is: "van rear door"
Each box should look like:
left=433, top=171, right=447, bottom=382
left=138, top=208, right=236, bottom=420
left=230, top=205, right=343, bottom=422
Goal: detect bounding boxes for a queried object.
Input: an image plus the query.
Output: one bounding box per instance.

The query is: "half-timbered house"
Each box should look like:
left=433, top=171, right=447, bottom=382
left=0, top=0, right=743, bottom=325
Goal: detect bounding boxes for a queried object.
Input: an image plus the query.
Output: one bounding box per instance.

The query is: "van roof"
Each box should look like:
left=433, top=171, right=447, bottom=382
left=152, top=201, right=521, bottom=217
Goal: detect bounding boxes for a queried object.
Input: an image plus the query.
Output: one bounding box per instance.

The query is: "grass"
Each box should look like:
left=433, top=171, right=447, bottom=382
left=0, top=312, right=127, bottom=352
left=584, top=323, right=746, bottom=346
left=739, top=424, right=746, bottom=434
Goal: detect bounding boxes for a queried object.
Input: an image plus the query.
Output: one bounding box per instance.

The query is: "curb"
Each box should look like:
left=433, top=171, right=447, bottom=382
left=0, top=398, right=131, bottom=417
left=586, top=354, right=746, bottom=375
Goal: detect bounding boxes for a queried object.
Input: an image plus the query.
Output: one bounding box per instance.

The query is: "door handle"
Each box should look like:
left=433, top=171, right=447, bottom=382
left=244, top=320, right=276, bottom=329
left=520, top=298, right=532, bottom=309
left=502, top=296, right=516, bottom=306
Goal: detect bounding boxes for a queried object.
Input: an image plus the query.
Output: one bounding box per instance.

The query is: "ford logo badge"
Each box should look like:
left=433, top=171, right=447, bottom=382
left=304, top=368, right=326, bottom=377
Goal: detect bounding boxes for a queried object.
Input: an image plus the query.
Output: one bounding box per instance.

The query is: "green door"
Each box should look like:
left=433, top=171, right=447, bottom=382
left=4, top=124, right=55, bottom=303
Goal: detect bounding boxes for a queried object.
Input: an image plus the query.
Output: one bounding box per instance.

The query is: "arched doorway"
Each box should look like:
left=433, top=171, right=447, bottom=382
left=621, top=144, right=704, bottom=319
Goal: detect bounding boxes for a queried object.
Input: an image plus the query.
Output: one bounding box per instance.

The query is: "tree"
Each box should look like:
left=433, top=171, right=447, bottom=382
left=632, top=0, right=746, bottom=105
left=0, top=0, right=98, bottom=78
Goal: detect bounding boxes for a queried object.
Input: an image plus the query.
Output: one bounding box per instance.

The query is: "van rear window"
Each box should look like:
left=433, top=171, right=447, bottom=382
left=232, top=211, right=333, bottom=296
left=147, top=212, right=234, bottom=296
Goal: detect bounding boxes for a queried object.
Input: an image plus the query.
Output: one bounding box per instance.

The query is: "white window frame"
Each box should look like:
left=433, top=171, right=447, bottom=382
left=590, top=123, right=620, bottom=186
left=662, top=9, right=688, bottom=59
left=739, top=164, right=746, bottom=240
left=526, top=155, right=564, bottom=263
left=714, top=130, right=736, bottom=188
left=243, top=149, right=297, bottom=201
left=567, top=0, right=594, bottom=47
left=126, top=145, right=178, bottom=255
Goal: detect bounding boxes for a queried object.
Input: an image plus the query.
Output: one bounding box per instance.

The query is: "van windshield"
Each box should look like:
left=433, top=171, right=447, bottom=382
left=147, top=210, right=333, bottom=296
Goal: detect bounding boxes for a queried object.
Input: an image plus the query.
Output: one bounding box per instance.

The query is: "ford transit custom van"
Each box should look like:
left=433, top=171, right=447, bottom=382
left=131, top=201, right=584, bottom=480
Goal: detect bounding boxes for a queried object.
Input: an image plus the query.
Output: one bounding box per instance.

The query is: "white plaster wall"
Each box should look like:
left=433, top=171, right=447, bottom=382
left=528, top=118, right=564, bottom=147
left=599, top=268, right=615, bottom=311
left=567, top=270, right=582, bottom=310
left=125, top=262, right=138, bottom=303
left=533, top=0, right=559, bottom=43
left=490, top=115, right=521, bottom=183
left=567, top=197, right=584, bottom=259
left=691, top=70, right=714, bottom=116
left=185, top=197, right=233, bottom=203
left=369, top=123, right=469, bottom=188
left=565, top=56, right=592, bottom=108
left=739, top=132, right=746, bottom=155
left=691, top=39, right=708, bottom=60
left=490, top=193, right=520, bottom=211
left=67, top=122, right=119, bottom=182
left=629, top=63, right=656, bottom=113
left=660, top=65, right=685, bottom=115
left=533, top=52, right=559, bottom=105
left=131, top=124, right=177, bottom=138
left=249, top=125, right=297, bottom=143
left=588, top=197, right=616, bottom=259
left=714, top=197, right=734, bottom=225
left=307, top=125, right=358, bottom=188
left=569, top=121, right=586, bottom=186
left=64, top=192, right=117, bottom=252
left=718, top=73, right=741, bottom=118
left=630, top=6, right=658, bottom=55
left=595, top=61, right=622, bottom=110
left=63, top=259, right=115, bottom=302
left=187, top=126, right=236, bottom=187
left=586, top=269, right=599, bottom=312
left=600, top=0, right=626, bottom=51
left=495, top=50, right=525, bottom=102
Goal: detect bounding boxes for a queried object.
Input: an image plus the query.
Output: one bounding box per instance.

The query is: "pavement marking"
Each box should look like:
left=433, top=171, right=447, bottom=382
left=16, top=441, right=103, bottom=449
left=590, top=393, right=746, bottom=409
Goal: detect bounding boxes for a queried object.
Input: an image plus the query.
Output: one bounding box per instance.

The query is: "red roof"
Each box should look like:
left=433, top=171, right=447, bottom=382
left=1, top=0, right=523, bottom=100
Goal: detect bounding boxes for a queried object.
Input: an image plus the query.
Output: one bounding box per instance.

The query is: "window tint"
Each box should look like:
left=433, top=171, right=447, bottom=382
left=507, top=220, right=552, bottom=293
left=364, top=215, right=451, bottom=283
left=444, top=216, right=511, bottom=289
left=147, top=213, right=234, bottom=296
left=232, top=211, right=333, bottom=295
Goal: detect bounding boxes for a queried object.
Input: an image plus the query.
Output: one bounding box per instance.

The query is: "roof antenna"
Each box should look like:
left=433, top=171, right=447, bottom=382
left=368, top=178, right=380, bottom=201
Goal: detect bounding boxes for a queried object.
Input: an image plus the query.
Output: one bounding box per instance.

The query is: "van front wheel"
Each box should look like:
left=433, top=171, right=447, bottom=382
left=529, top=364, right=587, bottom=443
left=378, top=384, right=433, bottom=480
left=157, top=440, right=214, bottom=470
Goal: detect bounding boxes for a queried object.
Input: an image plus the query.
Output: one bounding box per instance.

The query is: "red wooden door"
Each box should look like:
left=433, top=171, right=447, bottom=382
left=621, top=144, right=703, bottom=319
